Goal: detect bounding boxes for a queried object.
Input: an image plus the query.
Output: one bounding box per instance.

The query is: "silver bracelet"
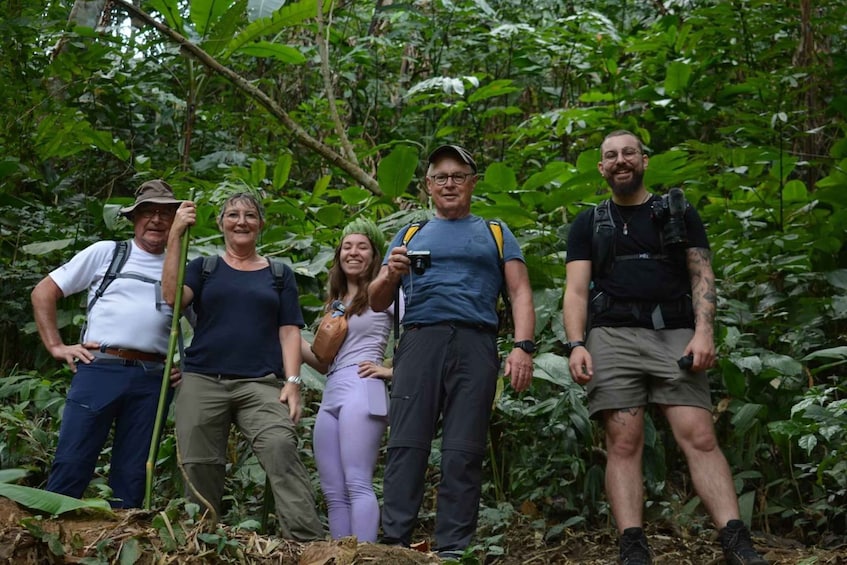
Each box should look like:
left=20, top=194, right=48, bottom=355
left=286, top=375, right=302, bottom=385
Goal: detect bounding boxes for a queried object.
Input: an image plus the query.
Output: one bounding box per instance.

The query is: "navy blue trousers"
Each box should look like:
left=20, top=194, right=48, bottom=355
left=46, top=359, right=171, bottom=508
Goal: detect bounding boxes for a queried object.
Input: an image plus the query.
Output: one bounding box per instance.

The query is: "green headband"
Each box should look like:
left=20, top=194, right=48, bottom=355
left=341, top=218, right=385, bottom=252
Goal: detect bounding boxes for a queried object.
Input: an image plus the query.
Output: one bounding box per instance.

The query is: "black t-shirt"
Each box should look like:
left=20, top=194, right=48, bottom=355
left=566, top=195, right=710, bottom=328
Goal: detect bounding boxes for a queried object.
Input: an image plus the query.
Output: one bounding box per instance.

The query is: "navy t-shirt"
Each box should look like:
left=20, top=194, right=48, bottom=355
left=384, top=215, right=524, bottom=329
left=183, top=257, right=304, bottom=378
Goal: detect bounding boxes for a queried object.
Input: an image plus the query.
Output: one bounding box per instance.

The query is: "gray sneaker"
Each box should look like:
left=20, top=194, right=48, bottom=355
left=619, top=527, right=652, bottom=565
left=718, top=520, right=769, bottom=565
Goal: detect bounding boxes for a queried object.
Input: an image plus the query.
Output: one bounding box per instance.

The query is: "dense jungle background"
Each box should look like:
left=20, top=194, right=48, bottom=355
left=1, top=0, right=846, bottom=563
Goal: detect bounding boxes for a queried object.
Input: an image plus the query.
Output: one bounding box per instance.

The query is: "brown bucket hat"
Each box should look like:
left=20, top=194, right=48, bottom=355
left=119, top=179, right=182, bottom=216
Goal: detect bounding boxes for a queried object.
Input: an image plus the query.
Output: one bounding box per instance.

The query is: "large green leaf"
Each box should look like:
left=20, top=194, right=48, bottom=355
left=730, top=403, right=765, bottom=436
left=235, top=41, right=306, bottom=64
left=522, top=161, right=574, bottom=192
left=802, top=346, right=847, bottom=362
left=0, top=484, right=111, bottom=516
left=664, top=61, right=692, bottom=94
left=203, top=0, right=248, bottom=56
left=21, top=239, right=74, bottom=255
left=191, top=0, right=234, bottom=37
left=532, top=353, right=572, bottom=388
left=223, top=0, right=325, bottom=57
left=248, top=0, right=285, bottom=20
left=0, top=469, right=28, bottom=483
left=480, top=162, right=517, bottom=192
left=377, top=145, right=418, bottom=198
left=467, top=79, right=520, bottom=104
left=148, top=0, right=185, bottom=34
left=273, top=153, right=293, bottom=191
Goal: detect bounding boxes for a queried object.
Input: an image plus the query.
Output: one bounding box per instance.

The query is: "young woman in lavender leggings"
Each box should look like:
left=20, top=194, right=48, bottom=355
left=302, top=218, right=395, bottom=542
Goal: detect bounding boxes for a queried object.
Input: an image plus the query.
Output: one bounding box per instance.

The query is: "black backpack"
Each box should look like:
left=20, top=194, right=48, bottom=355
left=81, top=240, right=160, bottom=341
left=199, top=255, right=287, bottom=292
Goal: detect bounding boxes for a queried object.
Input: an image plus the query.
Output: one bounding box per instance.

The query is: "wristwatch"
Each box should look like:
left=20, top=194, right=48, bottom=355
left=514, top=340, right=536, bottom=354
left=564, top=340, right=586, bottom=357
left=286, top=375, right=303, bottom=385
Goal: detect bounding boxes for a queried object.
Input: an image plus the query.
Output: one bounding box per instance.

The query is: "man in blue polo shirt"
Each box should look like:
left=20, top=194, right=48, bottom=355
left=31, top=180, right=182, bottom=508
left=369, top=145, right=536, bottom=560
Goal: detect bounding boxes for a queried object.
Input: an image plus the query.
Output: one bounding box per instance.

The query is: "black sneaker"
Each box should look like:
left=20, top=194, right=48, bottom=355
left=718, top=520, right=769, bottom=565
left=619, top=527, right=652, bottom=565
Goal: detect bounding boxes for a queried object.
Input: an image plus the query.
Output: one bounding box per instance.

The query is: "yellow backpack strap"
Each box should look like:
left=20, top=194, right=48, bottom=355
left=395, top=220, right=426, bottom=352
left=486, top=220, right=511, bottom=330
left=487, top=220, right=505, bottom=260
left=401, top=220, right=428, bottom=246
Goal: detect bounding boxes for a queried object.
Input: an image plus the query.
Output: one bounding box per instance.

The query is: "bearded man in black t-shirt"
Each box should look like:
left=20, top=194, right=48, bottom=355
left=562, top=130, right=768, bottom=565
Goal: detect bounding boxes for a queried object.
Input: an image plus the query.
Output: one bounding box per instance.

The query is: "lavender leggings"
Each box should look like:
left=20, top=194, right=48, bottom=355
left=314, top=364, right=388, bottom=541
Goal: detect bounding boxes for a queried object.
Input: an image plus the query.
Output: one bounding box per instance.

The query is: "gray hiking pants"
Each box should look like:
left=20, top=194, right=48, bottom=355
left=175, top=372, right=324, bottom=541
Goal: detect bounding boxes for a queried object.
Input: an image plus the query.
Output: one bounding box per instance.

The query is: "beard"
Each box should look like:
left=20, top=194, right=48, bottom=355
left=606, top=166, right=644, bottom=197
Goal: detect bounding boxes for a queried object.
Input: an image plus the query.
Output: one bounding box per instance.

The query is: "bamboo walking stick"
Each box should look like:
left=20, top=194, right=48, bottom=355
left=144, top=190, right=193, bottom=510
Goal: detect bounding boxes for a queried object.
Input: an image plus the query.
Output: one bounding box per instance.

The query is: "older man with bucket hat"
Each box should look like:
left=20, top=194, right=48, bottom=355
left=31, top=179, right=182, bottom=507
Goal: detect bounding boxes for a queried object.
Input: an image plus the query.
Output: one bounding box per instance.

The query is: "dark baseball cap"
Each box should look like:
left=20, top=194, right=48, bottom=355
left=427, top=144, right=477, bottom=173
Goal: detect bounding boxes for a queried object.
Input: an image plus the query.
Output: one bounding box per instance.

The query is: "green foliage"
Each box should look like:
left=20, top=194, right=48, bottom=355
left=0, top=483, right=112, bottom=515
left=1, top=0, right=846, bottom=547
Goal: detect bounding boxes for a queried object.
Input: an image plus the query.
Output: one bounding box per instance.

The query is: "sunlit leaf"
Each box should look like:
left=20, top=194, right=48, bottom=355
left=0, top=469, right=28, bottom=483
left=0, top=484, right=111, bottom=516
left=224, top=0, right=325, bottom=57
left=21, top=239, right=75, bottom=255
left=148, top=0, right=185, bottom=34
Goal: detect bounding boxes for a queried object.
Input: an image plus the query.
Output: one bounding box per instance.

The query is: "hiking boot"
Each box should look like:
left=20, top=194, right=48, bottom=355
left=619, top=527, right=652, bottom=565
left=718, top=520, right=769, bottom=565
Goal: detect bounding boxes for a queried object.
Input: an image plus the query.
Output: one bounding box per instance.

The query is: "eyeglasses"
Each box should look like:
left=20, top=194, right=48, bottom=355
left=428, top=173, right=475, bottom=186
left=223, top=211, right=261, bottom=223
left=602, top=147, right=642, bottom=163
left=137, top=207, right=176, bottom=220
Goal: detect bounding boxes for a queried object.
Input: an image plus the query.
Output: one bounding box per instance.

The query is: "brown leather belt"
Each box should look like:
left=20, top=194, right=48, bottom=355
left=95, top=347, right=165, bottom=363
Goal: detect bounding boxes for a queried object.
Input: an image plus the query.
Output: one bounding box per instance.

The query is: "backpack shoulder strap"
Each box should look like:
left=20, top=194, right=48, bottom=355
left=87, top=239, right=131, bottom=311
left=394, top=220, right=428, bottom=351
left=486, top=219, right=505, bottom=261
left=201, top=255, right=219, bottom=282
left=485, top=219, right=512, bottom=327
left=591, top=199, right=616, bottom=279
left=401, top=220, right=428, bottom=246
left=267, top=258, right=286, bottom=292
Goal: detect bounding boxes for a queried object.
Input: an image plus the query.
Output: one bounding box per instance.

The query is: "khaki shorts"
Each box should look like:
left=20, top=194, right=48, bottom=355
left=585, top=326, right=712, bottom=418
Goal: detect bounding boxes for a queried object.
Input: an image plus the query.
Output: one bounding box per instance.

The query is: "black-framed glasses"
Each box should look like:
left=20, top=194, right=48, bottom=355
left=428, top=173, right=475, bottom=186
left=602, top=147, right=642, bottom=162
left=137, top=207, right=176, bottom=220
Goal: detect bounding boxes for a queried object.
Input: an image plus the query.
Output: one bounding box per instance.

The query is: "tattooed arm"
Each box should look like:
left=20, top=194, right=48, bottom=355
left=685, top=247, right=717, bottom=371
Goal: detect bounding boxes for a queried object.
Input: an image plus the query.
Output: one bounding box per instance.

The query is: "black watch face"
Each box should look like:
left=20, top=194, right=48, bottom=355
left=517, top=341, right=536, bottom=353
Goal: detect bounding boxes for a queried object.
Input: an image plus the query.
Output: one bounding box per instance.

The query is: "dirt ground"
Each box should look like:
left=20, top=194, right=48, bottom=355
left=0, top=498, right=844, bottom=564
